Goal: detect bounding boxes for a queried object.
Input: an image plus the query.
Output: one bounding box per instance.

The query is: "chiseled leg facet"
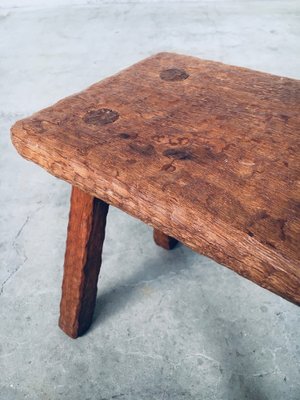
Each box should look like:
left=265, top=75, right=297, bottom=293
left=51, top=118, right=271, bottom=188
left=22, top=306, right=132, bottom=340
left=59, top=186, right=109, bottom=338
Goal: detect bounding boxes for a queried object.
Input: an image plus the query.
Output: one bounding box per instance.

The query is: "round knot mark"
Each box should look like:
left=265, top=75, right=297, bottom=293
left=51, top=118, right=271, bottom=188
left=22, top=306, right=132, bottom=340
left=160, top=68, right=189, bottom=81
left=161, top=163, right=176, bottom=172
left=83, top=108, right=119, bottom=125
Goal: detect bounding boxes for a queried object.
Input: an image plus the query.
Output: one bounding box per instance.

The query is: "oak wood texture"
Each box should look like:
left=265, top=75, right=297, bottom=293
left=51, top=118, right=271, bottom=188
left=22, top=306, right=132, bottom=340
left=153, top=229, right=178, bottom=250
left=11, top=52, right=300, bottom=305
left=59, top=186, right=109, bottom=338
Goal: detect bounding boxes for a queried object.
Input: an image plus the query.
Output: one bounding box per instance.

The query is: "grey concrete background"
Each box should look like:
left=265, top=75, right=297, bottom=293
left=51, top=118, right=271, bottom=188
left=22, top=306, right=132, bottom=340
left=0, top=1, right=300, bottom=399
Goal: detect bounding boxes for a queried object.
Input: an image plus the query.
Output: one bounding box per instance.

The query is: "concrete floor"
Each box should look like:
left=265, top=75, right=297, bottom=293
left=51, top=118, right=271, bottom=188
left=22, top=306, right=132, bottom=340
left=1, top=1, right=300, bottom=399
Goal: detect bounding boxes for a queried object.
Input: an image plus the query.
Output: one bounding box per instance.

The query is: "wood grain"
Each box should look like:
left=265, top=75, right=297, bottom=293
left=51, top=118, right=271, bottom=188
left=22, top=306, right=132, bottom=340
left=59, top=186, right=109, bottom=338
left=11, top=52, right=300, bottom=305
left=153, top=229, right=178, bottom=250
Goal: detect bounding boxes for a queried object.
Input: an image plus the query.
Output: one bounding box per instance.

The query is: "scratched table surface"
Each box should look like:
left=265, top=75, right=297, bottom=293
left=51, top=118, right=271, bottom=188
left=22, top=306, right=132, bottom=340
left=11, top=52, right=300, bottom=305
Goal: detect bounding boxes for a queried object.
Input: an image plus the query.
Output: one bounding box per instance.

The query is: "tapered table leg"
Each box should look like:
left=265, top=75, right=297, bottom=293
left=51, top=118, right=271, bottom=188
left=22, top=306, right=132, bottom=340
left=153, top=229, right=178, bottom=250
left=59, top=186, right=109, bottom=338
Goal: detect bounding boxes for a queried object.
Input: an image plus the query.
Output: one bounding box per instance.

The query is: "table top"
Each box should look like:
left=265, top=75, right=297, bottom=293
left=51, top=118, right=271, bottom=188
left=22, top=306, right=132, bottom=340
left=11, top=52, right=300, bottom=305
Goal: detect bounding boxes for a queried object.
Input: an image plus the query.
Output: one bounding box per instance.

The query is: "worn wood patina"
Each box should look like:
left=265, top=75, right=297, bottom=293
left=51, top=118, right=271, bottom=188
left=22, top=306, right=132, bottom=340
left=11, top=52, right=300, bottom=337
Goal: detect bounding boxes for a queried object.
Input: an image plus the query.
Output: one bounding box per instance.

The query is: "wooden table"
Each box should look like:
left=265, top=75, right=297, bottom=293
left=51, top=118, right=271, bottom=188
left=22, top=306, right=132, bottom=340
left=11, top=52, right=300, bottom=338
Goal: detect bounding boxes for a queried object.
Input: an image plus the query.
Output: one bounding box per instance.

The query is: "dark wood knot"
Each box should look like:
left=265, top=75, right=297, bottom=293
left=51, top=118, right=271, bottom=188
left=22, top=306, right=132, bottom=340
left=119, top=132, right=138, bottom=140
left=83, top=108, right=119, bottom=125
left=160, top=68, right=189, bottom=81
left=163, top=148, right=192, bottom=160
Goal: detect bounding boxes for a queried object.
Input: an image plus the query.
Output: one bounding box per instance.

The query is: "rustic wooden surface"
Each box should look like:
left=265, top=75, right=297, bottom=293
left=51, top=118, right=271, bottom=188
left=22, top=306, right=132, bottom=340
left=59, top=186, right=109, bottom=338
left=153, top=229, right=178, bottom=250
left=11, top=52, right=300, bottom=305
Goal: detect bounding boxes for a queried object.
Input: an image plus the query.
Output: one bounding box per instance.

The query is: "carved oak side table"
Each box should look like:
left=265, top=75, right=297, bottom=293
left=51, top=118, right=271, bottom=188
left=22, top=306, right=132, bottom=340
left=11, top=53, right=300, bottom=338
